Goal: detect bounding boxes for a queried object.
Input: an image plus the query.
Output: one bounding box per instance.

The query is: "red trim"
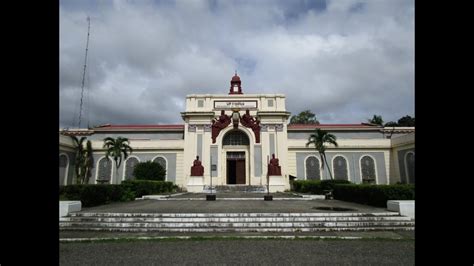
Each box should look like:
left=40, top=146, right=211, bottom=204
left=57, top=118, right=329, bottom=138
left=96, top=124, right=184, bottom=129
left=287, top=124, right=379, bottom=129
left=95, top=123, right=379, bottom=130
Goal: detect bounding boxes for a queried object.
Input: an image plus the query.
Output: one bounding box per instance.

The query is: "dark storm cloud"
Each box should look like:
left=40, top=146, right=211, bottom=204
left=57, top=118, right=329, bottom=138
left=60, top=0, right=414, bottom=128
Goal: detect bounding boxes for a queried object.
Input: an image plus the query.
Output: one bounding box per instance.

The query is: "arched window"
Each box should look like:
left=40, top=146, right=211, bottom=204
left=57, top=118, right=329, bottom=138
left=153, top=156, right=167, bottom=171
left=405, top=152, right=415, bottom=184
left=97, top=157, right=112, bottom=183
left=59, top=154, right=69, bottom=185
left=223, top=130, right=249, bottom=146
left=124, top=157, right=139, bottom=180
left=305, top=156, right=321, bottom=180
left=360, top=156, right=376, bottom=184
left=333, top=156, right=348, bottom=180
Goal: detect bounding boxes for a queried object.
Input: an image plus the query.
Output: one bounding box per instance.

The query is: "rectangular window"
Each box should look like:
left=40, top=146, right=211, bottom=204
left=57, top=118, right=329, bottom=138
left=227, top=152, right=245, bottom=159
left=198, top=100, right=204, bottom=108
left=268, top=99, right=274, bottom=107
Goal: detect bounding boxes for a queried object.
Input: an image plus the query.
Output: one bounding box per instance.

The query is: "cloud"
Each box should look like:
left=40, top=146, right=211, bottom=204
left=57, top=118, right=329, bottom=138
left=60, top=0, right=414, bottom=128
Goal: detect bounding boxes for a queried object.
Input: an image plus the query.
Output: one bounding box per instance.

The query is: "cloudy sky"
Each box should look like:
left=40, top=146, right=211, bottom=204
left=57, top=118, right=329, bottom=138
left=60, top=0, right=414, bottom=128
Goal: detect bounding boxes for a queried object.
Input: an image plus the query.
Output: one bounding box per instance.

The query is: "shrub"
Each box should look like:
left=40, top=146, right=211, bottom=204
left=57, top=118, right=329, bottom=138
left=320, top=180, right=351, bottom=191
left=107, top=184, right=127, bottom=202
left=59, top=185, right=83, bottom=201
left=121, top=180, right=176, bottom=198
left=59, top=180, right=177, bottom=207
left=292, top=180, right=352, bottom=194
left=292, top=180, right=324, bottom=194
left=333, top=184, right=415, bottom=207
left=81, top=185, right=108, bottom=206
left=133, top=161, right=166, bottom=181
left=59, top=185, right=126, bottom=207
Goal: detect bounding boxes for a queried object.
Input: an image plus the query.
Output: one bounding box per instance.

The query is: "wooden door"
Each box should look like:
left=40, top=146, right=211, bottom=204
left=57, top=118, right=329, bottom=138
left=235, top=160, right=246, bottom=184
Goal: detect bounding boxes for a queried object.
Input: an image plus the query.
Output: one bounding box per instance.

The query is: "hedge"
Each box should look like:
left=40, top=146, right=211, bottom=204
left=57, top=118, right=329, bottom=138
left=320, top=180, right=352, bottom=190
left=292, top=180, right=351, bottom=194
left=59, top=185, right=127, bottom=207
left=59, top=180, right=177, bottom=207
left=121, top=180, right=177, bottom=198
left=333, top=184, right=415, bottom=207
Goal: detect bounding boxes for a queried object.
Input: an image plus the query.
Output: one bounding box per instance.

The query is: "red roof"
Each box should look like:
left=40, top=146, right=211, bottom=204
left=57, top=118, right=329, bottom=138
left=93, top=123, right=380, bottom=131
left=94, top=124, right=184, bottom=130
left=231, top=74, right=241, bottom=82
left=287, top=123, right=380, bottom=129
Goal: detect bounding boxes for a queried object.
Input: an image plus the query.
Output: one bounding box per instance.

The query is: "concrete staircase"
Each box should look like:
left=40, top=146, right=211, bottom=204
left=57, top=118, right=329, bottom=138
left=60, top=212, right=414, bottom=232
left=207, top=185, right=267, bottom=193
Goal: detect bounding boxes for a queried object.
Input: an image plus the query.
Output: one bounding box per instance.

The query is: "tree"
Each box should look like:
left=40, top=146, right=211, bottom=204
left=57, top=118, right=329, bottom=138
left=384, top=121, right=398, bottom=127
left=382, top=116, right=415, bottom=127
left=306, top=129, right=338, bottom=180
left=368, top=115, right=384, bottom=126
left=103, top=137, right=133, bottom=182
left=70, top=136, right=94, bottom=184
left=133, top=161, right=166, bottom=181
left=83, top=140, right=94, bottom=184
left=289, top=110, right=320, bottom=124
left=397, top=115, right=415, bottom=127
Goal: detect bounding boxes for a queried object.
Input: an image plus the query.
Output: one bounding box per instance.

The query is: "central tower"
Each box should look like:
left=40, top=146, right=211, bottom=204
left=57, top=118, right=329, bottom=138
left=229, top=72, right=243, bottom=94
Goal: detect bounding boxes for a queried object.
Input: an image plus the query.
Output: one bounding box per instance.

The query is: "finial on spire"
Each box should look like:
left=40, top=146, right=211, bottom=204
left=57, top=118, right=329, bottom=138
left=235, top=70, right=237, bottom=76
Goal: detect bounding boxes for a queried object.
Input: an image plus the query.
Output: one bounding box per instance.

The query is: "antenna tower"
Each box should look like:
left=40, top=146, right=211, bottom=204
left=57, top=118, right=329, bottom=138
left=77, top=16, right=90, bottom=128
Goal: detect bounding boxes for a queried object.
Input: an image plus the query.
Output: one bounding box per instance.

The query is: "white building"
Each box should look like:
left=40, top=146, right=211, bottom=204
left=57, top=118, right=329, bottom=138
left=59, top=74, right=414, bottom=191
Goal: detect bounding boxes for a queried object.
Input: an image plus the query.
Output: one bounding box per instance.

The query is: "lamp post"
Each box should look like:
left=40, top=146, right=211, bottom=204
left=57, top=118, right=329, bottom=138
left=264, top=155, right=272, bottom=200
left=210, top=155, right=213, bottom=194
left=207, top=155, right=216, bottom=200
left=266, top=172, right=270, bottom=198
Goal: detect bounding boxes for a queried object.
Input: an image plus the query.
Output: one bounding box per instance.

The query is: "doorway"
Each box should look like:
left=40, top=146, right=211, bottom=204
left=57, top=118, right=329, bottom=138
left=227, top=152, right=246, bottom=184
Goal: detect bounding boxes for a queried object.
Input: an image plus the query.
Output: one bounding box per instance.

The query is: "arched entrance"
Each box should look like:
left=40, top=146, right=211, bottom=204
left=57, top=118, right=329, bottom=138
left=222, top=130, right=249, bottom=184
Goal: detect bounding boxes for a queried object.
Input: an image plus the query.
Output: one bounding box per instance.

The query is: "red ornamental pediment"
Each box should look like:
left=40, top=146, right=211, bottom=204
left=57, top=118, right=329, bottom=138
left=211, top=110, right=260, bottom=143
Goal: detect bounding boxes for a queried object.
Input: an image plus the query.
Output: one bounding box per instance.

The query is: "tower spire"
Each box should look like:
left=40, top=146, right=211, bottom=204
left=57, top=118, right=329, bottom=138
left=229, top=72, right=242, bottom=94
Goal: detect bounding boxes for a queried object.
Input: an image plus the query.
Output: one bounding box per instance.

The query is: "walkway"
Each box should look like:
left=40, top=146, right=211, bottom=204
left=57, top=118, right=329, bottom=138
left=78, top=198, right=387, bottom=214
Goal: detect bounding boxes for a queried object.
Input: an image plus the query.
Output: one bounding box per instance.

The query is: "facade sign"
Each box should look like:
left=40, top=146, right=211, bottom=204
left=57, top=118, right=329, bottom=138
left=214, top=100, right=258, bottom=110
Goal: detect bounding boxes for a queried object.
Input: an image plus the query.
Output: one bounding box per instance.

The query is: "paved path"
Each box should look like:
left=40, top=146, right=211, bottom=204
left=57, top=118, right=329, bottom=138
left=171, top=192, right=301, bottom=198
left=80, top=199, right=387, bottom=213
left=60, top=239, right=414, bottom=265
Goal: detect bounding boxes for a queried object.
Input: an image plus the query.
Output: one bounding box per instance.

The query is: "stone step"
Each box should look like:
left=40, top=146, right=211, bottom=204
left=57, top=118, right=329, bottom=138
left=69, top=212, right=401, bottom=218
left=60, top=221, right=415, bottom=228
left=60, top=226, right=414, bottom=232
left=61, top=211, right=414, bottom=232
left=210, top=185, right=267, bottom=193
left=61, top=216, right=412, bottom=223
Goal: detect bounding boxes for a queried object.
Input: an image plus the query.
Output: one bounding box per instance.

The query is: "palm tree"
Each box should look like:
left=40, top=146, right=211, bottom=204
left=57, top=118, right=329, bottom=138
left=82, top=140, right=94, bottom=184
left=71, top=136, right=86, bottom=184
left=103, top=137, right=133, bottom=182
left=368, top=115, right=384, bottom=126
left=306, top=128, right=338, bottom=180
left=70, top=136, right=94, bottom=184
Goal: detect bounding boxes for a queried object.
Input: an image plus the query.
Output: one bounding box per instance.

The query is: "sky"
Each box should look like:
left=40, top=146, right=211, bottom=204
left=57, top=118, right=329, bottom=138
left=60, top=0, right=414, bottom=128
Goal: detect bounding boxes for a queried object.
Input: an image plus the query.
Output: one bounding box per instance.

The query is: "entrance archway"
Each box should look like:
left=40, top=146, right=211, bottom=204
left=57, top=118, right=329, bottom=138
left=222, top=130, right=249, bottom=185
